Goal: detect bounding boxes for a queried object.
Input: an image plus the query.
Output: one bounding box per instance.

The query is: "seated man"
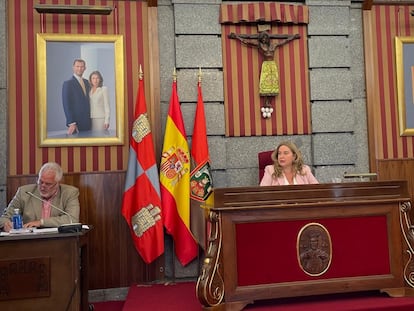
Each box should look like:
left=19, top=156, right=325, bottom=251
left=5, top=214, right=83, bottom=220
left=0, top=162, right=80, bottom=232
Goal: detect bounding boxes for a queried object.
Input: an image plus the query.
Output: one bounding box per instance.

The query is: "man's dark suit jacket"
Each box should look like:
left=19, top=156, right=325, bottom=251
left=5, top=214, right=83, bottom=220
left=62, top=76, right=91, bottom=131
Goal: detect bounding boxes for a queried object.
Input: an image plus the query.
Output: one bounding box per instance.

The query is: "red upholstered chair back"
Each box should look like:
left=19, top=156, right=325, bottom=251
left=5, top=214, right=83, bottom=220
left=258, top=150, right=274, bottom=182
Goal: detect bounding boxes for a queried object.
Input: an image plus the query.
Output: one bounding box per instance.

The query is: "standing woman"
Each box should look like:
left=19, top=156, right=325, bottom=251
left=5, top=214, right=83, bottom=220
left=89, top=70, right=110, bottom=131
left=260, top=141, right=318, bottom=186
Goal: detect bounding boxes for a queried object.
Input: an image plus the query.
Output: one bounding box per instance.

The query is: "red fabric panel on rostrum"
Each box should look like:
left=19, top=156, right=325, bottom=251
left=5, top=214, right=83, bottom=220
left=235, top=216, right=390, bottom=285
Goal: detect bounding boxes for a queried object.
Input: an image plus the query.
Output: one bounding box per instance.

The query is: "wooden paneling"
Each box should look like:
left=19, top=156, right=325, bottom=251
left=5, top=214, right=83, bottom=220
left=377, top=159, right=414, bottom=201
left=0, top=232, right=88, bottom=311
left=377, top=158, right=414, bottom=224
left=7, top=171, right=164, bottom=290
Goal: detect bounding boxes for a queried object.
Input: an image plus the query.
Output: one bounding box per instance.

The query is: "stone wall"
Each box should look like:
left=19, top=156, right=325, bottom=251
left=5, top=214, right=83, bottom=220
left=157, top=0, right=368, bottom=277
left=158, top=0, right=368, bottom=189
left=309, top=0, right=368, bottom=182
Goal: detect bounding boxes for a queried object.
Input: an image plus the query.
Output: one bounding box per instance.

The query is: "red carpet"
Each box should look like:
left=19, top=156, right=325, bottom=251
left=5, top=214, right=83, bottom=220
left=122, top=282, right=200, bottom=310
left=92, top=300, right=124, bottom=311
left=94, top=282, right=414, bottom=311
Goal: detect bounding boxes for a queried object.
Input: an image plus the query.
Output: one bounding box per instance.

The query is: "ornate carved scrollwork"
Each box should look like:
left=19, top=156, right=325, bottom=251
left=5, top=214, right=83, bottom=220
left=399, top=200, right=414, bottom=287
left=196, top=210, right=224, bottom=307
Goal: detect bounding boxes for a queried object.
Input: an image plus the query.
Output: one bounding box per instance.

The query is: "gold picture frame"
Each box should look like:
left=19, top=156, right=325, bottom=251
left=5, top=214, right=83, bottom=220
left=395, top=36, right=414, bottom=136
left=36, top=33, right=125, bottom=146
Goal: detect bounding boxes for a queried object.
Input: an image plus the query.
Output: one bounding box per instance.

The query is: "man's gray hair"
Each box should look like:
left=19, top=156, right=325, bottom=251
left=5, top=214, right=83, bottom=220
left=38, top=162, right=63, bottom=182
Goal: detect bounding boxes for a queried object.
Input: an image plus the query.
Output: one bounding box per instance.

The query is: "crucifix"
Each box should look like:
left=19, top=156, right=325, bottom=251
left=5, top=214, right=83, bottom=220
left=228, top=27, right=300, bottom=118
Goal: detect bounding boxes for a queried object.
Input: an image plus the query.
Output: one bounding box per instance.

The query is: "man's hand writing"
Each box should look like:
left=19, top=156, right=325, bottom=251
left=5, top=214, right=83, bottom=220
left=3, top=221, right=13, bottom=232
left=24, top=220, right=41, bottom=228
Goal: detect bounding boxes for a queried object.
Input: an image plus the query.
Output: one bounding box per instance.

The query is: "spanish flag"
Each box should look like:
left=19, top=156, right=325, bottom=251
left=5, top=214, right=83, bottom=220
left=190, top=76, right=214, bottom=250
left=121, top=68, right=164, bottom=264
left=160, top=75, right=197, bottom=266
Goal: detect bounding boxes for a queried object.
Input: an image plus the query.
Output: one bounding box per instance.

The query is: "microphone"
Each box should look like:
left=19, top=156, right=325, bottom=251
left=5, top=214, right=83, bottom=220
left=26, top=191, right=82, bottom=233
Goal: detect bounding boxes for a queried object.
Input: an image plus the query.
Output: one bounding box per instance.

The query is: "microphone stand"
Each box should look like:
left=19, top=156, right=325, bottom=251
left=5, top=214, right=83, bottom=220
left=26, top=191, right=82, bottom=233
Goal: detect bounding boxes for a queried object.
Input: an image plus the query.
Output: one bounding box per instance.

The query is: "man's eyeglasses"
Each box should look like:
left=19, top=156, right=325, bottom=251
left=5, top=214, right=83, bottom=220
left=37, top=179, right=57, bottom=188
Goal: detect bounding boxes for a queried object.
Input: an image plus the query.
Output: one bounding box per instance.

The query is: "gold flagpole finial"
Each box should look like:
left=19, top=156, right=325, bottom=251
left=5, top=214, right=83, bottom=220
left=198, top=67, right=202, bottom=83
left=139, top=65, right=143, bottom=80
left=173, top=67, right=177, bottom=82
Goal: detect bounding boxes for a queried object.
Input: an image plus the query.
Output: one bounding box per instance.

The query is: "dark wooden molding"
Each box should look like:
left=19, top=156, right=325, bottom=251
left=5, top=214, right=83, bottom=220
left=147, top=0, right=158, bottom=8
left=364, top=0, right=414, bottom=10
left=34, top=4, right=114, bottom=15
left=363, top=0, right=374, bottom=10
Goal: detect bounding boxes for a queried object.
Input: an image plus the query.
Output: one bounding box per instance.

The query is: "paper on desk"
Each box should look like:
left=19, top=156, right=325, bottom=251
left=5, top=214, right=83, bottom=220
left=0, top=228, right=33, bottom=236
left=9, top=228, right=33, bottom=234
left=0, top=228, right=58, bottom=235
left=33, top=228, right=58, bottom=233
left=1, top=225, right=90, bottom=236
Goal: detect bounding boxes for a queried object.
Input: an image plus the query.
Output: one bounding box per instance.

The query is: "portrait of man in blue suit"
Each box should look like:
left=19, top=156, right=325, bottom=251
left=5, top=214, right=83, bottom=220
left=62, top=58, right=92, bottom=135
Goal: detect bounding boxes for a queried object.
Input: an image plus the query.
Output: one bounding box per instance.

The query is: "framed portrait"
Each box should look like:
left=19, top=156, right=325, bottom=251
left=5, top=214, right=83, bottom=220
left=395, top=36, right=414, bottom=136
left=36, top=33, right=125, bottom=146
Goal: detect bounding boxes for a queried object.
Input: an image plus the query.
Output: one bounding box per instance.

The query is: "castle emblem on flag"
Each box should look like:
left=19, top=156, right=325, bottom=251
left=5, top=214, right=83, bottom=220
left=131, top=204, right=162, bottom=237
left=132, top=113, right=151, bottom=143
left=160, top=146, right=189, bottom=184
left=190, top=162, right=213, bottom=201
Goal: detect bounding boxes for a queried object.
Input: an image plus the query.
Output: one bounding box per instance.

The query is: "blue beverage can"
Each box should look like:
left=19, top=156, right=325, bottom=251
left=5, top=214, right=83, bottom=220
left=12, top=209, right=23, bottom=229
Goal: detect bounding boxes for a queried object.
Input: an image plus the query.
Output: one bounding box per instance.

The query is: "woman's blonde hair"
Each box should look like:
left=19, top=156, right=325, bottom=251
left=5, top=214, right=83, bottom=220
left=271, top=141, right=305, bottom=178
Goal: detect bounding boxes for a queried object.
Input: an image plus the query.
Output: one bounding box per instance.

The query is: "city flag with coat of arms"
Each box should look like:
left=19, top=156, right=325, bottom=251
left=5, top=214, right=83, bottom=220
left=190, top=74, right=214, bottom=250
left=121, top=68, right=164, bottom=264
left=160, top=73, right=198, bottom=266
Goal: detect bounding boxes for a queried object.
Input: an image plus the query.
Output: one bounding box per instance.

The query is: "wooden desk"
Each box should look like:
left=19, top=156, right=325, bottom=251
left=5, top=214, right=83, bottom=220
left=0, top=230, right=89, bottom=311
left=196, top=181, right=414, bottom=310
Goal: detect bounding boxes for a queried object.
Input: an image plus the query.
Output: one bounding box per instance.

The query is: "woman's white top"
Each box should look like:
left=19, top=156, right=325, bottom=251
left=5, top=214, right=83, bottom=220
left=282, top=175, right=297, bottom=185
left=89, top=86, right=110, bottom=124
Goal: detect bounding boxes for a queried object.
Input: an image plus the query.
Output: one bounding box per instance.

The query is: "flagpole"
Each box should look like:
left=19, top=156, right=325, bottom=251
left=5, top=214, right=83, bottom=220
left=198, top=67, right=202, bottom=83
left=139, top=64, right=143, bottom=80
left=171, top=66, right=177, bottom=279
left=171, top=68, right=176, bottom=277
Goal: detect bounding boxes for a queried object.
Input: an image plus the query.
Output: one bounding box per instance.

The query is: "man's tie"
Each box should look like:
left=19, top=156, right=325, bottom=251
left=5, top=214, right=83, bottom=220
left=79, top=78, right=86, bottom=95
